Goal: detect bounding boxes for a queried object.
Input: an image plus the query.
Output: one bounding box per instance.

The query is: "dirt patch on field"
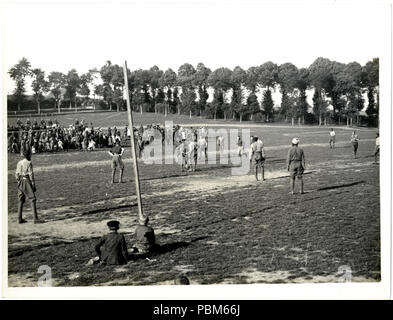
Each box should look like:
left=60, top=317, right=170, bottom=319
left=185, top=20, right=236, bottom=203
left=7, top=125, right=380, bottom=286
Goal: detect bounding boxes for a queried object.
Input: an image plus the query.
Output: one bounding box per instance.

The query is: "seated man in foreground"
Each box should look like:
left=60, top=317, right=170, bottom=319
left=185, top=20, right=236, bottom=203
left=129, top=216, right=158, bottom=254
left=92, top=220, right=129, bottom=265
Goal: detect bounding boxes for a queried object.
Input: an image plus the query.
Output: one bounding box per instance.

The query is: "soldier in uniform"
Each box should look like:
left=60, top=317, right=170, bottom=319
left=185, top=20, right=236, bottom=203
left=15, top=150, right=44, bottom=224
left=94, top=220, right=129, bottom=265
left=108, top=140, right=125, bottom=183
left=286, top=138, right=305, bottom=195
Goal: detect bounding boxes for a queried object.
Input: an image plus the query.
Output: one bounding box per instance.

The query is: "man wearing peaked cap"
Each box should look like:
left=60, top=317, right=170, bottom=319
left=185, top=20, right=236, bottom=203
left=93, top=220, right=129, bottom=265
left=107, top=220, right=120, bottom=230
left=286, top=137, right=305, bottom=195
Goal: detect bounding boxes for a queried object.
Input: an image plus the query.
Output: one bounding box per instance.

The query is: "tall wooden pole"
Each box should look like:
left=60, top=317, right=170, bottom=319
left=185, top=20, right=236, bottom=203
left=123, top=61, right=144, bottom=219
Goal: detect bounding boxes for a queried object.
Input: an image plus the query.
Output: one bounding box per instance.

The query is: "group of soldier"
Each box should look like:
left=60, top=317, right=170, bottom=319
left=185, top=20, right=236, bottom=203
left=13, top=120, right=380, bottom=282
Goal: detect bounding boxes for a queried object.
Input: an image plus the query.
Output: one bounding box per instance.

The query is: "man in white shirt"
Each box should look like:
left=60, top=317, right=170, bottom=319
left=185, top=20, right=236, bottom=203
left=15, top=150, right=44, bottom=224
left=198, top=136, right=208, bottom=162
left=249, top=136, right=265, bottom=181
left=329, top=128, right=336, bottom=149
left=217, top=135, right=224, bottom=152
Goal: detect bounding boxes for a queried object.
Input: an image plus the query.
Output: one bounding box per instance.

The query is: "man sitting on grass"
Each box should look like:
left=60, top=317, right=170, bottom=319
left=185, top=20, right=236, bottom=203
left=92, top=220, right=129, bottom=265
left=128, top=216, right=157, bottom=254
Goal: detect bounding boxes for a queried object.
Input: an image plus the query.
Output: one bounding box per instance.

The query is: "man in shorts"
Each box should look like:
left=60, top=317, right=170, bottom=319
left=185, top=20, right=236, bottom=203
left=329, top=128, right=336, bottom=149
left=249, top=136, right=265, bottom=181
left=286, top=138, right=305, bottom=195
left=15, top=150, right=44, bottom=224
left=108, top=140, right=125, bottom=183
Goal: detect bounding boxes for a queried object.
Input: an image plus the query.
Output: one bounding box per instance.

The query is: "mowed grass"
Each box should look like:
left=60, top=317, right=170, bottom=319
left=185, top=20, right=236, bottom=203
left=8, top=110, right=233, bottom=127
left=7, top=120, right=380, bottom=286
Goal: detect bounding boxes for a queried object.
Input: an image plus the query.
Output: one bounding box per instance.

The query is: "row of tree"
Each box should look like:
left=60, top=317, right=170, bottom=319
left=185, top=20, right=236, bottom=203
left=8, top=57, right=379, bottom=125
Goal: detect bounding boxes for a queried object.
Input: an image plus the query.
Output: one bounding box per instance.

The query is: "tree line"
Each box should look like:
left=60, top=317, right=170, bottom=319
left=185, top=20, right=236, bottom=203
left=8, top=57, right=379, bottom=125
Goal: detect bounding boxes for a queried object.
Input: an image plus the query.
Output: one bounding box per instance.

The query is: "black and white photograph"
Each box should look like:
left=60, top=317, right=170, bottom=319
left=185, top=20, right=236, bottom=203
left=1, top=0, right=391, bottom=300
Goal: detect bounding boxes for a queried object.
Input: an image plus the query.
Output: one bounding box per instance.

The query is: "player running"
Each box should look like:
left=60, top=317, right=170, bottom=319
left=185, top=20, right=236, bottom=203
left=108, top=140, right=125, bottom=183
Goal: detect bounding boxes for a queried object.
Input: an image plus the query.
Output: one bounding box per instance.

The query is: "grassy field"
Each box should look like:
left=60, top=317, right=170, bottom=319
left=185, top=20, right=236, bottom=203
left=8, top=110, right=236, bottom=128
left=7, top=114, right=380, bottom=286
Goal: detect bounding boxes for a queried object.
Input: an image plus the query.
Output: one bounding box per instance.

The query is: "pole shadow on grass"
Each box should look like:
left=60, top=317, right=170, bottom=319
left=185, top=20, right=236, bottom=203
left=317, top=180, right=366, bottom=191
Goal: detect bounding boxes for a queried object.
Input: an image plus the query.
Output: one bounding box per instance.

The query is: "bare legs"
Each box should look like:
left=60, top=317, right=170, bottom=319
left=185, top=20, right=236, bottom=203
left=255, top=165, right=265, bottom=181
left=112, top=169, right=124, bottom=183
left=290, top=177, right=304, bottom=195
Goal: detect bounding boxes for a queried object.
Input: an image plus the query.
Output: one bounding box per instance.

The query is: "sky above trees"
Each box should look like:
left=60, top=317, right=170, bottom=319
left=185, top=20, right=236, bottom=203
left=1, top=1, right=389, bottom=94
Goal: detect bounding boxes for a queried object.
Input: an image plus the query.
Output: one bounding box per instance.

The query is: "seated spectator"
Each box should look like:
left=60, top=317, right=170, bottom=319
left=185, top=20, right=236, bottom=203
left=87, top=139, right=96, bottom=151
left=92, top=220, right=129, bottom=265
left=58, top=139, right=64, bottom=151
left=129, top=216, right=157, bottom=254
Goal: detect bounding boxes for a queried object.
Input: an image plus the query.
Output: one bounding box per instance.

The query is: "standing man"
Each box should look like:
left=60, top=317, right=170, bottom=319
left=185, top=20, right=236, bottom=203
left=15, top=150, right=44, bottom=224
left=108, top=140, right=125, bottom=183
left=374, top=133, right=380, bottom=164
left=217, top=135, right=224, bottom=152
left=198, top=134, right=208, bottom=162
left=188, top=137, right=198, bottom=172
left=350, top=131, right=359, bottom=159
left=329, top=128, right=336, bottom=149
left=249, top=136, right=265, bottom=181
left=286, top=138, right=305, bottom=195
left=180, top=139, right=189, bottom=172
left=237, top=136, right=244, bottom=157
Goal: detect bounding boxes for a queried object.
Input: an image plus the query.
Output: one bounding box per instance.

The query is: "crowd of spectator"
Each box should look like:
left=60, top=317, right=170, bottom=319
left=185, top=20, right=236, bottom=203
left=7, top=118, right=204, bottom=157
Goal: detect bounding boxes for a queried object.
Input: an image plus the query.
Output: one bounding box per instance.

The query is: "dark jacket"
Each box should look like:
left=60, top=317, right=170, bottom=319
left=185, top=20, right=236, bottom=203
left=95, top=232, right=129, bottom=265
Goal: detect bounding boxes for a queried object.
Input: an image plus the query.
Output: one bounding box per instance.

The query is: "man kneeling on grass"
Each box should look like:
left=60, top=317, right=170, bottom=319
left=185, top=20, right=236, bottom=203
left=92, top=220, right=129, bottom=265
